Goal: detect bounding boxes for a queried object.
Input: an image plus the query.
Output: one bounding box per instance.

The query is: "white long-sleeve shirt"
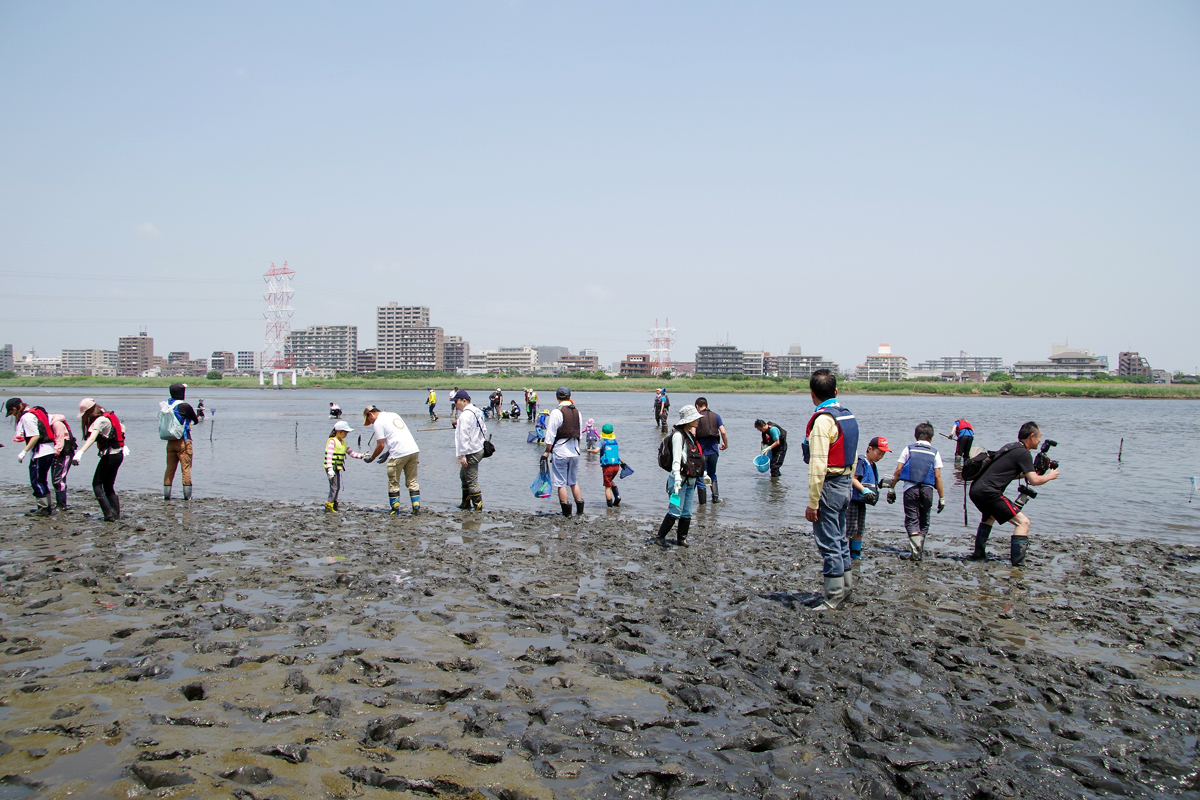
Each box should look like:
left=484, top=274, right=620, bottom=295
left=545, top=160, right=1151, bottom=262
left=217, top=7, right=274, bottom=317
left=454, top=404, right=486, bottom=456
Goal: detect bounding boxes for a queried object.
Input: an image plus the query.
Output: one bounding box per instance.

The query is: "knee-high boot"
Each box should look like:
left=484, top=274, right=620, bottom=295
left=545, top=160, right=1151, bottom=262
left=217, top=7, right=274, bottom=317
left=94, top=487, right=117, bottom=522
left=654, top=514, right=676, bottom=546
left=676, top=517, right=691, bottom=547
left=107, top=492, right=121, bottom=520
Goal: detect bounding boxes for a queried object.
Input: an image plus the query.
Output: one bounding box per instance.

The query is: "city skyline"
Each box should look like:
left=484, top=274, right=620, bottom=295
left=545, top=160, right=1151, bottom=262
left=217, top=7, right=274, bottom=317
left=2, top=4, right=1197, bottom=372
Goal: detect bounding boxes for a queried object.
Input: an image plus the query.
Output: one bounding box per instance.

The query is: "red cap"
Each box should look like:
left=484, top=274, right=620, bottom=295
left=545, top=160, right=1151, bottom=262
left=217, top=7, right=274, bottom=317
left=869, top=436, right=891, bottom=452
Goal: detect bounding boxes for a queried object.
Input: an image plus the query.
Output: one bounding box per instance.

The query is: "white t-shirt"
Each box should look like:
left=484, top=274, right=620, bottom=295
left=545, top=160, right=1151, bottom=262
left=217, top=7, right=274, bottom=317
left=17, top=411, right=56, bottom=459
left=895, top=443, right=943, bottom=489
left=544, top=403, right=581, bottom=459
left=372, top=411, right=419, bottom=458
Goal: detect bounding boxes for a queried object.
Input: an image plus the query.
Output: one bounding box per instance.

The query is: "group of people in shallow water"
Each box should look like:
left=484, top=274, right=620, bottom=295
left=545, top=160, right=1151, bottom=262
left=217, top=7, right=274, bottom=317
left=8, top=374, right=1058, bottom=611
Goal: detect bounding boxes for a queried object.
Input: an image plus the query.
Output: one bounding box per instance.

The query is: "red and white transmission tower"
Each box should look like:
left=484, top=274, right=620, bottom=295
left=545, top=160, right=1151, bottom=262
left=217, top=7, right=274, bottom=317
left=262, top=261, right=295, bottom=369
left=647, top=318, right=676, bottom=375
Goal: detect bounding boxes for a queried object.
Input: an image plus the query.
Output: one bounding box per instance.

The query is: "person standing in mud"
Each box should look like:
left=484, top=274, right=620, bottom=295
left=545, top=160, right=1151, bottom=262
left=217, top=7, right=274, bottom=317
left=542, top=386, right=584, bottom=517
left=693, top=397, right=728, bottom=504
left=451, top=390, right=486, bottom=511
left=653, top=405, right=705, bottom=547
left=48, top=411, right=77, bottom=511
left=802, top=369, right=859, bottom=611
left=6, top=397, right=59, bottom=517
left=162, top=383, right=201, bottom=501
left=72, top=398, right=125, bottom=522
left=887, top=422, right=946, bottom=562
left=847, top=436, right=889, bottom=563
left=755, top=419, right=787, bottom=477
left=968, top=421, right=1060, bottom=566
left=362, top=404, right=421, bottom=516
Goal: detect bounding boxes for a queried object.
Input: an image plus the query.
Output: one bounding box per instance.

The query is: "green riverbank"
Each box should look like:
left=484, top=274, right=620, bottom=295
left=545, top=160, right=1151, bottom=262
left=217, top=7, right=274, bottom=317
left=3, top=375, right=1198, bottom=399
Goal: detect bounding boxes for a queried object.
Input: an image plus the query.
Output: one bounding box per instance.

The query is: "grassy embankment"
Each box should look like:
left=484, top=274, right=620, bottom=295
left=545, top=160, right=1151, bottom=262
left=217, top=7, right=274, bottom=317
left=3, top=374, right=1198, bottom=399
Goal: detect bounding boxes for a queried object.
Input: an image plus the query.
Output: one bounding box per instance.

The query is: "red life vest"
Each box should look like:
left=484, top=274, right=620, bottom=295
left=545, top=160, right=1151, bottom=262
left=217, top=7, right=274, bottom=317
left=93, top=411, right=125, bottom=450
left=18, top=406, right=56, bottom=447
left=804, top=403, right=859, bottom=469
left=955, top=419, right=974, bottom=435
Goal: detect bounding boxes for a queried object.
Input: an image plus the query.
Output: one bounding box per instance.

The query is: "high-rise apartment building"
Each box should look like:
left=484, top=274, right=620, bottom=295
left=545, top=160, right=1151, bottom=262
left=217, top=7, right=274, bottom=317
left=742, top=351, right=765, bottom=376
left=696, top=344, right=744, bottom=376
left=118, top=332, right=154, bottom=376
left=375, top=304, right=443, bottom=371
left=443, top=336, right=470, bottom=372
left=1117, top=351, right=1151, bottom=377
left=775, top=345, right=839, bottom=378
left=61, top=349, right=118, bottom=375
left=857, top=344, right=909, bottom=382
left=0, top=344, right=12, bottom=371
left=237, top=351, right=262, bottom=372
left=535, top=346, right=570, bottom=365
left=356, top=349, right=376, bottom=374
left=285, top=325, right=358, bottom=373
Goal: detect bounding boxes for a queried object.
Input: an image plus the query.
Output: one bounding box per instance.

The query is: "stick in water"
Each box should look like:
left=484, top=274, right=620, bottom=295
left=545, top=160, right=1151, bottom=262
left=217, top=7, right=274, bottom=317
left=1118, top=438, right=1123, bottom=463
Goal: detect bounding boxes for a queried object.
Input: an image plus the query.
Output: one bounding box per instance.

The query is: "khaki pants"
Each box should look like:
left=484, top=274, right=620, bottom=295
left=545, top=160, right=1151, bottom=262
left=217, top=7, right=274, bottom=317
left=387, top=452, right=419, bottom=494
left=165, top=439, right=193, bottom=485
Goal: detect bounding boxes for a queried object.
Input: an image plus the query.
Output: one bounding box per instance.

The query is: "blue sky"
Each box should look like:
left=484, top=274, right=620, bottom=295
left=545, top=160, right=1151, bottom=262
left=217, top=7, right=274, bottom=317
left=2, top=1, right=1197, bottom=371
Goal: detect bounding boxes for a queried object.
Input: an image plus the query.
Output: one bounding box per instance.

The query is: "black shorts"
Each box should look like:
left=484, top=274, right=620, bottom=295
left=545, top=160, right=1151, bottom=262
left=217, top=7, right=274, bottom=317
left=971, top=491, right=1019, bottom=524
left=956, top=436, right=973, bottom=459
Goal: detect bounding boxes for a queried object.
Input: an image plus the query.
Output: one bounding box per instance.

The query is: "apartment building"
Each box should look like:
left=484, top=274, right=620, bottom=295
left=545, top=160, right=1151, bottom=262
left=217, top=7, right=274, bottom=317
left=695, top=344, right=744, bottom=376
left=443, top=336, right=470, bottom=372
left=1012, top=346, right=1108, bottom=380
left=286, top=325, right=358, bottom=373
left=857, top=344, right=909, bottom=382
left=466, top=347, right=538, bottom=374
left=775, top=344, right=840, bottom=378
left=375, top=304, right=443, bottom=371
left=61, top=349, right=118, bottom=375
left=118, top=332, right=154, bottom=376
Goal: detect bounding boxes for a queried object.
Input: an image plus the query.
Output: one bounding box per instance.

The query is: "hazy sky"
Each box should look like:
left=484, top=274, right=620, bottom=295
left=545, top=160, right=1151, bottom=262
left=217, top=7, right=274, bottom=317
left=2, top=2, right=1198, bottom=372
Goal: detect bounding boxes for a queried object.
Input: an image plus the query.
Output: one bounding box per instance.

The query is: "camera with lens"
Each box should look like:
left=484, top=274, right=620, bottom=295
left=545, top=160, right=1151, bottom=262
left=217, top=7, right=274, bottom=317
left=1032, top=439, right=1058, bottom=475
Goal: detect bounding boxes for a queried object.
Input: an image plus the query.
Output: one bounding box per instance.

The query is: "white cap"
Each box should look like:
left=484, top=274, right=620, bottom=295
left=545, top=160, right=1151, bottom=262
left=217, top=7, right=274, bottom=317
left=333, top=421, right=354, bottom=432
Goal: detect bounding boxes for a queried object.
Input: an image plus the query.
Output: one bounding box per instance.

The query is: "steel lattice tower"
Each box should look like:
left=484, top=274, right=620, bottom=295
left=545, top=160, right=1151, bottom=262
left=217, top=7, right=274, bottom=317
left=647, top=318, right=676, bottom=375
left=262, top=261, right=295, bottom=369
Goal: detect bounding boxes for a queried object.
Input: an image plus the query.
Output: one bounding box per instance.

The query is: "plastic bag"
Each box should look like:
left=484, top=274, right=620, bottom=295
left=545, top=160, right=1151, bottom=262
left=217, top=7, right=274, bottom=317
left=530, top=462, right=552, bottom=498
left=619, top=463, right=634, bottom=479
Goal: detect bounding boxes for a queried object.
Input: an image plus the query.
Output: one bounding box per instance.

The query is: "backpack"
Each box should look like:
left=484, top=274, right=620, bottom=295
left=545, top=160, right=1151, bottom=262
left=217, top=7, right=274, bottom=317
left=158, top=400, right=185, bottom=440
left=657, top=431, right=705, bottom=478
left=961, top=442, right=1021, bottom=483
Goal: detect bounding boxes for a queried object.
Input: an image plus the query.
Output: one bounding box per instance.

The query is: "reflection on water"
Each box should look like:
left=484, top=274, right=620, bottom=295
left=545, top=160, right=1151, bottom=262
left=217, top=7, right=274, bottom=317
left=3, top=386, right=1198, bottom=543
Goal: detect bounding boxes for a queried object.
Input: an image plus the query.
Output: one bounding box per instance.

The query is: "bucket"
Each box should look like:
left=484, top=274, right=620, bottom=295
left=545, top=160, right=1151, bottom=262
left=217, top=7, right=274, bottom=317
left=754, top=453, right=771, bottom=473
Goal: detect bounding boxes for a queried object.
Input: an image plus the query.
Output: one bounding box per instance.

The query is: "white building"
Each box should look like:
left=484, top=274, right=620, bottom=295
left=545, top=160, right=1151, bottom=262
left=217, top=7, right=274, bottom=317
left=774, top=344, right=839, bottom=379
left=465, top=346, right=539, bottom=374
left=61, top=349, right=118, bottom=375
left=1011, top=346, right=1108, bottom=380
left=237, top=351, right=262, bottom=372
left=857, top=343, right=909, bottom=382
left=742, top=351, right=765, bottom=376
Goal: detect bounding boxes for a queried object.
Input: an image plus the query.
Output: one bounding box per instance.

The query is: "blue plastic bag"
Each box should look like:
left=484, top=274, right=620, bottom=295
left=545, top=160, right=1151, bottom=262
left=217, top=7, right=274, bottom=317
left=531, top=463, right=552, bottom=498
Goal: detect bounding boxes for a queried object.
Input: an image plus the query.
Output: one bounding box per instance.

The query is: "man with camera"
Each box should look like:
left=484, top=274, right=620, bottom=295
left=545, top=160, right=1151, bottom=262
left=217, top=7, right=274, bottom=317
left=968, top=421, right=1060, bottom=566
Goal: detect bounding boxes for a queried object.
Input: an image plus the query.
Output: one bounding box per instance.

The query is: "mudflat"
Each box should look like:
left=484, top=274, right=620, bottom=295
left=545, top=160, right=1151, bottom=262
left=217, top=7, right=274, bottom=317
left=1, top=490, right=1197, bottom=799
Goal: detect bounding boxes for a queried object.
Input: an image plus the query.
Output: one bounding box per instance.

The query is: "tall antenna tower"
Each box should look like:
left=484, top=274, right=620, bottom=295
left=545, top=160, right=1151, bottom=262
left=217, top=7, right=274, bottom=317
left=647, top=318, right=676, bottom=375
left=262, top=261, right=295, bottom=369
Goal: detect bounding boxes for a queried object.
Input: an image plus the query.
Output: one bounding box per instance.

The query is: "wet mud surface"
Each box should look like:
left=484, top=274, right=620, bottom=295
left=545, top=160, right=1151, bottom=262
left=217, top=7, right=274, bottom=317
left=1, top=487, right=1198, bottom=799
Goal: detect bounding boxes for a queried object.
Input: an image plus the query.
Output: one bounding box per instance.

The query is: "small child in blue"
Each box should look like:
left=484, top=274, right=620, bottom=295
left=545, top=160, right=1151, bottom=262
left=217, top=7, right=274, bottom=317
left=534, top=408, right=549, bottom=444
left=587, top=423, right=624, bottom=507
left=887, top=422, right=945, bottom=561
left=847, top=436, right=890, bottom=562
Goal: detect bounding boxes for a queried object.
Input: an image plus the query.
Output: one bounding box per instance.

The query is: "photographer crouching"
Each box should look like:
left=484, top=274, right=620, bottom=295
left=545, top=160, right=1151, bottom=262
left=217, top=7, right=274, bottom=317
left=967, top=421, right=1060, bottom=566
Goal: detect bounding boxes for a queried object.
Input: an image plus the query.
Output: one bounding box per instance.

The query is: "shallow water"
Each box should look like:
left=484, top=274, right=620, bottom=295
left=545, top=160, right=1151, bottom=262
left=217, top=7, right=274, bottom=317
left=3, top=386, right=1198, bottom=543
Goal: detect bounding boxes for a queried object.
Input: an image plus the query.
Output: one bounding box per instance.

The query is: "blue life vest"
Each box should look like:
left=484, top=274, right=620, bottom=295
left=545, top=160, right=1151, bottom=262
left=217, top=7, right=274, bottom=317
left=851, top=454, right=879, bottom=502
left=898, top=441, right=939, bottom=485
left=803, top=401, right=859, bottom=467
left=599, top=438, right=621, bottom=466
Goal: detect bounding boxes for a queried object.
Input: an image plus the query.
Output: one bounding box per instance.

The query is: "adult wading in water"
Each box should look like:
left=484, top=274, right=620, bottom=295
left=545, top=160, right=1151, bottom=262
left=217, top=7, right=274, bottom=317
left=6, top=397, right=58, bottom=517
left=162, top=383, right=201, bottom=500
left=72, top=398, right=126, bottom=522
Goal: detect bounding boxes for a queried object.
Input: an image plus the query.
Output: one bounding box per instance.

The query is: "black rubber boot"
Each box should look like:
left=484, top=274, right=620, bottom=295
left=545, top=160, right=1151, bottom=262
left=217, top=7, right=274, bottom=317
left=612, top=486, right=621, bottom=507
left=55, top=491, right=68, bottom=510
left=575, top=500, right=584, bottom=516
left=711, top=480, right=719, bottom=504
left=458, top=490, right=471, bottom=510
left=969, top=524, right=991, bottom=560
left=1010, top=536, right=1028, bottom=567
left=94, top=487, right=117, bottom=522
left=676, top=517, right=691, bottom=547
left=107, top=493, right=121, bottom=521
left=560, top=503, right=572, bottom=517
left=606, top=497, right=613, bottom=507
left=697, top=486, right=707, bottom=505
left=654, top=514, right=676, bottom=546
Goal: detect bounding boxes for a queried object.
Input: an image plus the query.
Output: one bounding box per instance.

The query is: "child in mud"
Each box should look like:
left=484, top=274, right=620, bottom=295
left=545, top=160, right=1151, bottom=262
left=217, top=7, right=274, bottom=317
left=887, top=422, right=945, bottom=561
left=324, top=420, right=364, bottom=512
left=847, top=436, right=890, bottom=563
left=587, top=424, right=624, bottom=507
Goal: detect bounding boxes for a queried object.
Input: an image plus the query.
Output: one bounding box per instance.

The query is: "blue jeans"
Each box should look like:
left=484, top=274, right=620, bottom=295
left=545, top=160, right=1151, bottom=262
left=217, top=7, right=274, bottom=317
left=28, top=454, right=53, bottom=498
left=812, top=473, right=851, bottom=576
left=704, top=453, right=719, bottom=481
left=667, top=475, right=697, bottom=518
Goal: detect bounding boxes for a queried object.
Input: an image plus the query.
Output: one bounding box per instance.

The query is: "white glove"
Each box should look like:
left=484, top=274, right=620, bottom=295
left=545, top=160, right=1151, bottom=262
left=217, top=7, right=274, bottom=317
left=71, top=454, right=82, bottom=466
left=17, top=450, right=27, bottom=463
left=327, top=469, right=336, bottom=479
left=122, top=446, right=130, bottom=457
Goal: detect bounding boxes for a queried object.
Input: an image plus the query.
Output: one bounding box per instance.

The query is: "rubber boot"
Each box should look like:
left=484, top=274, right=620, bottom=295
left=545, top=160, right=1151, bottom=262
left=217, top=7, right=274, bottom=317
left=697, top=485, right=707, bottom=505
left=333, top=500, right=339, bottom=511
left=388, top=495, right=402, bottom=515
left=1010, top=536, right=1028, bottom=567
left=710, top=480, right=720, bottom=504
left=575, top=500, right=584, bottom=516
left=816, top=575, right=846, bottom=611
left=470, top=493, right=482, bottom=511
left=325, top=501, right=336, bottom=513
left=409, top=490, right=420, bottom=515
left=27, top=496, right=52, bottom=517
left=654, top=514, right=676, bottom=546
left=163, top=484, right=172, bottom=500
left=94, top=488, right=117, bottom=522
left=606, top=496, right=613, bottom=508
left=55, top=491, right=68, bottom=511
left=107, top=493, right=121, bottom=520
left=676, top=517, right=691, bottom=547
left=849, top=539, right=862, bottom=561
left=915, top=534, right=926, bottom=561
left=908, top=535, right=923, bottom=561
left=612, top=486, right=621, bottom=507
left=560, top=503, right=572, bottom=518
left=842, top=568, right=854, bottom=604
left=458, top=490, right=471, bottom=510
left=182, top=485, right=192, bottom=501
left=969, top=525, right=991, bottom=560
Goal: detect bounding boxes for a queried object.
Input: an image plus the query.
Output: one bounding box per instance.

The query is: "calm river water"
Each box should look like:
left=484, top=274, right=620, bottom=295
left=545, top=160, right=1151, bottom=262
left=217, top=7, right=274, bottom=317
left=3, top=387, right=1197, bottom=544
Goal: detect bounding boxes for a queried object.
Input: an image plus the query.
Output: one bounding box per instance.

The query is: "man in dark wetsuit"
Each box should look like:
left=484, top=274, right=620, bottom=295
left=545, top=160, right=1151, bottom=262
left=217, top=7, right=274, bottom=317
left=968, top=421, right=1060, bottom=566
left=163, top=383, right=201, bottom=500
